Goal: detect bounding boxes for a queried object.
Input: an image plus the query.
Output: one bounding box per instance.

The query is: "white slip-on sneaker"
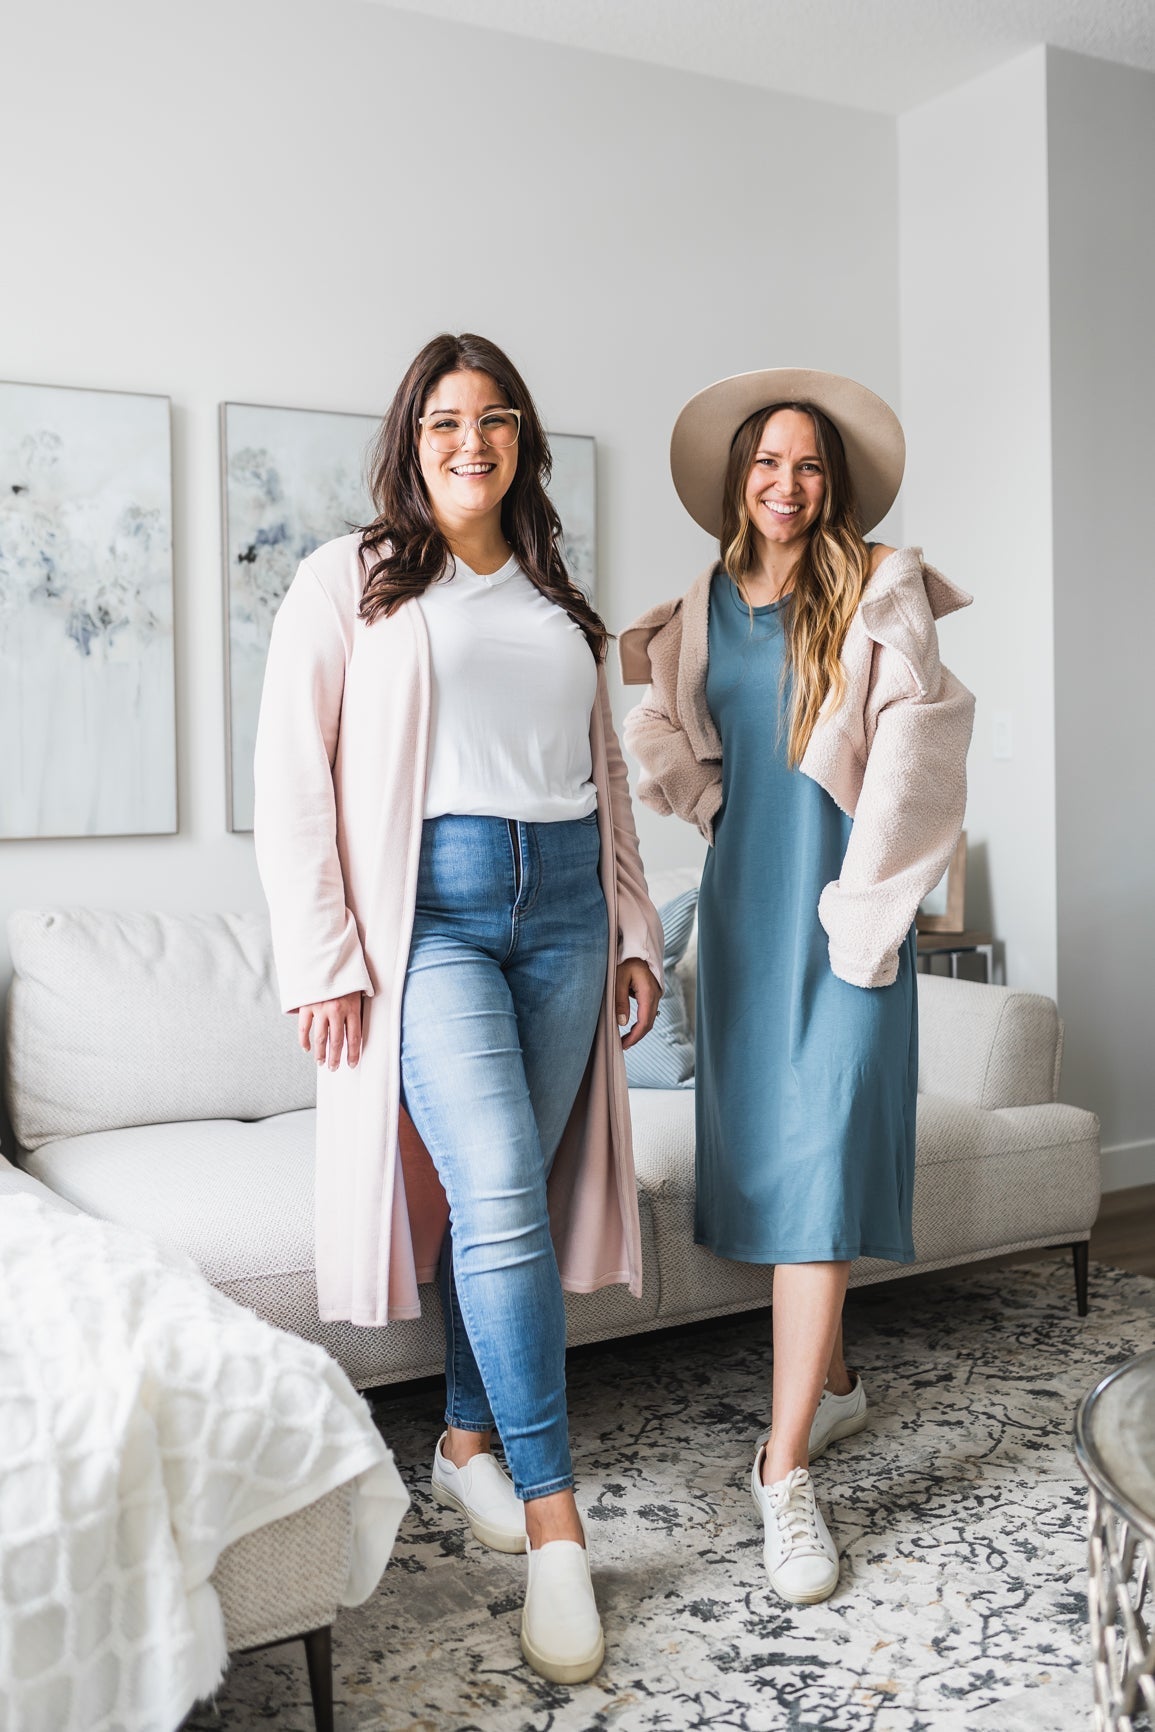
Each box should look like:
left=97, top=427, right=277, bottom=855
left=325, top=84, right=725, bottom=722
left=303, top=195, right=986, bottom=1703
left=430, top=1433, right=526, bottom=1553
left=751, top=1449, right=840, bottom=1605
left=808, top=1374, right=868, bottom=1460
left=520, top=1519, right=605, bottom=1685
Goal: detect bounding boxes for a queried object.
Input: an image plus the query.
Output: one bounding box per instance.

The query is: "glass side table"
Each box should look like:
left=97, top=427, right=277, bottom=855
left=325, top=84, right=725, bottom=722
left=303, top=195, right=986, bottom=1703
left=1075, top=1349, right=1155, bottom=1731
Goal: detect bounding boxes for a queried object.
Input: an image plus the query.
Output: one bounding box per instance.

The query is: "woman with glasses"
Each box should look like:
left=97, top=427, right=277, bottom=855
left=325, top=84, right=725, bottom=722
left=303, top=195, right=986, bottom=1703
left=621, top=369, right=974, bottom=1606
left=254, top=332, right=662, bottom=1682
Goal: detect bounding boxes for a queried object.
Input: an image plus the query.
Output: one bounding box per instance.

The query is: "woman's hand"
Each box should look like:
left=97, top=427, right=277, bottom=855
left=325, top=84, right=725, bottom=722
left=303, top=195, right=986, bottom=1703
left=298, top=992, right=363, bottom=1071
left=615, top=959, right=662, bottom=1050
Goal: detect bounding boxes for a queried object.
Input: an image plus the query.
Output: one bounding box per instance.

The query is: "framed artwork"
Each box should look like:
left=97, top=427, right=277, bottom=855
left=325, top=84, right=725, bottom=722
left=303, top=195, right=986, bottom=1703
left=548, top=432, right=597, bottom=604
left=221, top=400, right=378, bottom=832
left=917, top=831, right=968, bottom=933
left=0, top=380, right=175, bottom=839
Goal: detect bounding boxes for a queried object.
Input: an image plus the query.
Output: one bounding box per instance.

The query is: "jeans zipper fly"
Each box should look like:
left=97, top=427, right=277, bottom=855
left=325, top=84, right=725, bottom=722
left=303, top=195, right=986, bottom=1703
left=507, top=819, right=522, bottom=899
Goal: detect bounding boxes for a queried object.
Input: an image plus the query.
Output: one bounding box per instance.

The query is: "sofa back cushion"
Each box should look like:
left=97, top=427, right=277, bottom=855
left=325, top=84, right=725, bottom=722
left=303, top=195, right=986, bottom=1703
left=6, top=909, right=315, bottom=1150
left=646, top=867, right=702, bottom=1037
left=916, top=972, right=1062, bottom=1109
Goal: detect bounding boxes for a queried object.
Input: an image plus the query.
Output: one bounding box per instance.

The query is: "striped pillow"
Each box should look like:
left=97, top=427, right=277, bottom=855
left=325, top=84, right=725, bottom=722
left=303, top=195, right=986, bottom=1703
left=623, top=887, right=697, bottom=1089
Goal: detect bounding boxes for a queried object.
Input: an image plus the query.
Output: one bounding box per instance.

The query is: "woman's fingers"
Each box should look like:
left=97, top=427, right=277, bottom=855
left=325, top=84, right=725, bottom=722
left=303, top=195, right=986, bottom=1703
left=299, top=993, right=363, bottom=1069
left=617, top=960, right=662, bottom=1050
left=344, top=999, right=362, bottom=1069
left=615, top=965, right=633, bottom=1029
left=314, top=1009, right=331, bottom=1068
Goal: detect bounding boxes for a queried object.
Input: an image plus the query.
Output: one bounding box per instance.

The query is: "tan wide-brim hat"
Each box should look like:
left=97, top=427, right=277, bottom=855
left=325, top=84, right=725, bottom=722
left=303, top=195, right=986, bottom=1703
left=670, top=367, right=905, bottom=539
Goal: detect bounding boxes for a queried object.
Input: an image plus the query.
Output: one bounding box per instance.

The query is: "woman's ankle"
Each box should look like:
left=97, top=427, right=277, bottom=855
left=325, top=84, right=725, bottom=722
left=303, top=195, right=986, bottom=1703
left=525, top=1488, right=584, bottom=1548
left=824, top=1364, right=855, bottom=1398
left=762, top=1430, right=808, bottom=1486
left=443, top=1425, right=493, bottom=1468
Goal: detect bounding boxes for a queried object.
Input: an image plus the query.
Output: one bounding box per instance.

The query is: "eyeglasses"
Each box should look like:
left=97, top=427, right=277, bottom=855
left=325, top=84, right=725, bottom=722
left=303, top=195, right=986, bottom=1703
left=418, top=408, right=522, bottom=454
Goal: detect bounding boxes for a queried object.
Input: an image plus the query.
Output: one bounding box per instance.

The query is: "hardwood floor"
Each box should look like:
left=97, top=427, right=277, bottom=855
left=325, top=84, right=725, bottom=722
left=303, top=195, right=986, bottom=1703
left=1089, top=1184, right=1155, bottom=1277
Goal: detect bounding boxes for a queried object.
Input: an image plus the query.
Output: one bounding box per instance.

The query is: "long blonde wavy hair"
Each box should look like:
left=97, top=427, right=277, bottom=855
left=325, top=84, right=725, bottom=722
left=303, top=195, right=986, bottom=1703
left=719, top=402, right=871, bottom=767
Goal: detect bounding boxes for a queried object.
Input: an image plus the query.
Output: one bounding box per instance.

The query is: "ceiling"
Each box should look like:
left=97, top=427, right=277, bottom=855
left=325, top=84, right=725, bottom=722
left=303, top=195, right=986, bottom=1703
left=364, top=0, right=1155, bottom=114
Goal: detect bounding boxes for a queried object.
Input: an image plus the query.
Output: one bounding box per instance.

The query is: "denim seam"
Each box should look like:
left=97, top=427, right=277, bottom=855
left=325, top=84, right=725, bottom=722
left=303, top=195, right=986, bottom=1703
left=503, top=820, right=523, bottom=963
left=445, top=1257, right=494, bottom=1431
left=519, top=824, right=542, bottom=915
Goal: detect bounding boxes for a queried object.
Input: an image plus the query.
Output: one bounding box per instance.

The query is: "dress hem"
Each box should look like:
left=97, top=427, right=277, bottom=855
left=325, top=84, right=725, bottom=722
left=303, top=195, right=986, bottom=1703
left=693, top=1233, right=917, bottom=1267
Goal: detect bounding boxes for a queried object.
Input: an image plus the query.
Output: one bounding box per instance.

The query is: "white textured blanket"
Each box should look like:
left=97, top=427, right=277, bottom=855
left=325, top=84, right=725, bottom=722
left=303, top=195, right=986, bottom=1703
left=0, top=1196, right=409, bottom=1731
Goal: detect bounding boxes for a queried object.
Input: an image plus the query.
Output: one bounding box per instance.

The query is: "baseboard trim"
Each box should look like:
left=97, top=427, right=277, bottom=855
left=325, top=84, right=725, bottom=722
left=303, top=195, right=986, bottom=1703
left=1101, top=1138, right=1155, bottom=1193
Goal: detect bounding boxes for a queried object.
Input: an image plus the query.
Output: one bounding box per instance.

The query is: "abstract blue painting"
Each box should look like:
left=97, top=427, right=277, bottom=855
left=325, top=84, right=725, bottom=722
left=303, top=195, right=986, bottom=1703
left=548, top=432, right=597, bottom=605
left=221, top=400, right=377, bottom=831
left=0, top=381, right=175, bottom=839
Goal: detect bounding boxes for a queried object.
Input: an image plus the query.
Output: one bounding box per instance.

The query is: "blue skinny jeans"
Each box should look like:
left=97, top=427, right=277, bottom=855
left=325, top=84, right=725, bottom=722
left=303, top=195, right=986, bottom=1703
left=399, top=812, right=608, bottom=1501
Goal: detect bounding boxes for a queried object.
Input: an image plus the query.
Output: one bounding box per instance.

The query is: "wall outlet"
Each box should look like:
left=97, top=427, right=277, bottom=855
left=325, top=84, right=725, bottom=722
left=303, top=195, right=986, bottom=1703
left=993, top=712, right=1013, bottom=760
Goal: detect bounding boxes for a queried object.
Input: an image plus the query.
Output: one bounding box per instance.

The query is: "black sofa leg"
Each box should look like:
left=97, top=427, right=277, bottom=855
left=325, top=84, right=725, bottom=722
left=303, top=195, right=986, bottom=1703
left=1072, top=1241, right=1089, bottom=1317
left=302, top=1626, right=334, bottom=1732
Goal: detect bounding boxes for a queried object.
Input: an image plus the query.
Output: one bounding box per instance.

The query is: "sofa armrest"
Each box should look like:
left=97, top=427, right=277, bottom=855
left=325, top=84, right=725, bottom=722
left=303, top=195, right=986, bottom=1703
left=917, top=973, right=1063, bottom=1109
left=0, top=1152, right=80, bottom=1212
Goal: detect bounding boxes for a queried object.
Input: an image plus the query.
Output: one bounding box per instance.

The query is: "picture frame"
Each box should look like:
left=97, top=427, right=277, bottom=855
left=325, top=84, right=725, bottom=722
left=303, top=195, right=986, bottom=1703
left=220, top=399, right=378, bottom=833
left=916, top=831, right=968, bottom=933
left=548, top=432, right=597, bottom=605
left=0, top=378, right=176, bottom=839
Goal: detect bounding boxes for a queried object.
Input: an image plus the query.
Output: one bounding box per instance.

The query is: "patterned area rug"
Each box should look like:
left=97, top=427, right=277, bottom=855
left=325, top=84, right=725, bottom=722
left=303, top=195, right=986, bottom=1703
left=187, top=1257, right=1155, bottom=1732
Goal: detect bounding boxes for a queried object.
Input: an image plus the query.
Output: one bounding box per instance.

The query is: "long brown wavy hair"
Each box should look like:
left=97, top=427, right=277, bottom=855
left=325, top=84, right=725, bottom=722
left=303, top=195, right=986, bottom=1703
left=358, top=333, right=608, bottom=661
left=719, top=402, right=872, bottom=766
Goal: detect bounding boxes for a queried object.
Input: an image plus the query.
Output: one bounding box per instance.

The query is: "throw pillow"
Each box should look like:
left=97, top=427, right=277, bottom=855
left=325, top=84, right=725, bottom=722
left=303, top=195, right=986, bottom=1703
left=623, top=886, right=697, bottom=1089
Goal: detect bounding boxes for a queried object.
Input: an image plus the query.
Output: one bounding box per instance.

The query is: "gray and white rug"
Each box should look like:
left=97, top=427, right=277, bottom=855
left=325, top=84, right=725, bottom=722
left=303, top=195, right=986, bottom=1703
left=187, top=1258, right=1155, bottom=1732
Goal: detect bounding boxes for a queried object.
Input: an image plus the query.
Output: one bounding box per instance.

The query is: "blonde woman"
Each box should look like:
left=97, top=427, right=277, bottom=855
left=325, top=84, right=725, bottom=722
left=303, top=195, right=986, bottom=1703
left=620, top=369, right=974, bottom=1604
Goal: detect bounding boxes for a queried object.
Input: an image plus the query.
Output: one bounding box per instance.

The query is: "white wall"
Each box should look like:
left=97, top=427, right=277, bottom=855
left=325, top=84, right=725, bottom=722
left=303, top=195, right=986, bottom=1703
left=898, top=49, right=1057, bottom=997
left=0, top=0, right=898, bottom=1058
left=1048, top=47, right=1155, bottom=1185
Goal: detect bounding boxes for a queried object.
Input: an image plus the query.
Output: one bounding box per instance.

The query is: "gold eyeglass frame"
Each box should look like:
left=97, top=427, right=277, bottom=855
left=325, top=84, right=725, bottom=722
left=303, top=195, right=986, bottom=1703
left=418, top=408, right=523, bottom=452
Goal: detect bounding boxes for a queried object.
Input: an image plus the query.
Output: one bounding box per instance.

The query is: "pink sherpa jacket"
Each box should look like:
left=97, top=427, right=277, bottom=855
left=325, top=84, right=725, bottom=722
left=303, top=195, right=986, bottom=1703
left=620, top=546, right=976, bottom=990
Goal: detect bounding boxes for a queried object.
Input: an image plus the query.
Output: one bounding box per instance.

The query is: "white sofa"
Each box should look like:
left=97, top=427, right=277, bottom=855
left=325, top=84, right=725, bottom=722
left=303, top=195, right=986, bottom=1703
left=3, top=869, right=1102, bottom=1390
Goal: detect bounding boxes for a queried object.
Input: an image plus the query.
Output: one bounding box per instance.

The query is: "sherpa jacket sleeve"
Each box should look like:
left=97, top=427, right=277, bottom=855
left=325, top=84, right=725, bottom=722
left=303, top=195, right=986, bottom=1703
left=253, top=561, right=374, bottom=1014
left=622, top=688, right=722, bottom=841
left=817, top=653, right=975, bottom=990
left=597, top=670, right=666, bottom=988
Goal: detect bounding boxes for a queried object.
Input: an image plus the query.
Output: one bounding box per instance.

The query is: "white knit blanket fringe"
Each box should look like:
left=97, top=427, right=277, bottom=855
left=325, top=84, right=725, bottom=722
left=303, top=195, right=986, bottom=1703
left=0, top=1196, right=409, bottom=1732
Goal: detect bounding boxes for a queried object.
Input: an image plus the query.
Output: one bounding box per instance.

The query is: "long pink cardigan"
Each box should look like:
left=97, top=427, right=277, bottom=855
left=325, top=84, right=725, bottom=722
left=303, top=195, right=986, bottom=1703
left=253, top=533, right=665, bottom=1327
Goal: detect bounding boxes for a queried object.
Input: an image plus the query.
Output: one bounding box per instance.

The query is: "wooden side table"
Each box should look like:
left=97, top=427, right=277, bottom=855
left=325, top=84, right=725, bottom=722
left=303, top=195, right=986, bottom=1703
left=1075, top=1350, right=1155, bottom=1731
left=916, top=929, right=996, bottom=982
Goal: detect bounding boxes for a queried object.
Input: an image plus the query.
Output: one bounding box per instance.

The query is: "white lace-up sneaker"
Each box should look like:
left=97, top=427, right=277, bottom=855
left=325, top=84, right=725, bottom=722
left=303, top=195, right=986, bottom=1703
left=431, top=1434, right=526, bottom=1552
left=751, top=1449, right=840, bottom=1604
left=521, top=1518, right=605, bottom=1684
left=808, top=1374, right=868, bottom=1459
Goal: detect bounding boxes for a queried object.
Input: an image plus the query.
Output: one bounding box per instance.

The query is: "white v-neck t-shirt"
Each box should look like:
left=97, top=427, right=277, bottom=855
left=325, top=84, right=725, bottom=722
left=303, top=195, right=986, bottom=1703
left=416, top=554, right=599, bottom=822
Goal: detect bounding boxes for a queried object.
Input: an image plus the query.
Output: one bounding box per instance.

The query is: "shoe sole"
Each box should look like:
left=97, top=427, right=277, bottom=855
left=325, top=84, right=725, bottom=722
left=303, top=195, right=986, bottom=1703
left=765, top=1560, right=840, bottom=1606
left=431, top=1479, right=526, bottom=1553
left=520, top=1622, right=605, bottom=1684
left=807, top=1407, right=869, bottom=1461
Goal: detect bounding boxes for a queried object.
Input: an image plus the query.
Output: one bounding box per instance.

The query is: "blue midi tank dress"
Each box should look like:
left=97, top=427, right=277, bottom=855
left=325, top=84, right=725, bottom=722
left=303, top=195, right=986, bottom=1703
left=695, top=570, right=918, bottom=1265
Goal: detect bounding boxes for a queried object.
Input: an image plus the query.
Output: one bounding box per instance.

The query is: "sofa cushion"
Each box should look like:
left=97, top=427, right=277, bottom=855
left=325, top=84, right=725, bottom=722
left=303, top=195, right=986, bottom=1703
left=6, top=909, right=315, bottom=1149
left=646, top=866, right=702, bottom=1037
left=22, top=1109, right=662, bottom=1387
left=623, top=887, right=697, bottom=1089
